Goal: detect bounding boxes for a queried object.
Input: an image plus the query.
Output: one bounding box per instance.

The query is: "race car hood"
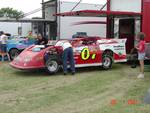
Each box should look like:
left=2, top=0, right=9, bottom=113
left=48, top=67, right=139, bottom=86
left=10, top=45, right=49, bottom=69
left=10, top=44, right=63, bottom=70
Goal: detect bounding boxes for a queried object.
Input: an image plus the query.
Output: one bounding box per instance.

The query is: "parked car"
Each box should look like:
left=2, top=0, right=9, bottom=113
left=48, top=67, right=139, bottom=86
left=7, top=36, right=36, bottom=60
left=10, top=37, right=127, bottom=74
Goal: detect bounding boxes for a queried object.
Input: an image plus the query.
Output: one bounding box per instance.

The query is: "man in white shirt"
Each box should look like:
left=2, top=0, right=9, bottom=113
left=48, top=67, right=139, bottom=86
left=55, top=40, right=75, bottom=75
left=0, top=32, right=10, bottom=61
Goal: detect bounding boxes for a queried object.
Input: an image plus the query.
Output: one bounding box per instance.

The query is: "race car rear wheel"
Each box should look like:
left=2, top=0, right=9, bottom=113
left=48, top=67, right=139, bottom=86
left=46, top=59, right=59, bottom=74
left=9, top=49, right=20, bottom=60
left=102, top=55, right=113, bottom=70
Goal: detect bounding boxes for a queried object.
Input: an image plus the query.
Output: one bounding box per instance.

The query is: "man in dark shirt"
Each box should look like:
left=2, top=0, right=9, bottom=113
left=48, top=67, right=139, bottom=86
left=36, top=34, right=48, bottom=45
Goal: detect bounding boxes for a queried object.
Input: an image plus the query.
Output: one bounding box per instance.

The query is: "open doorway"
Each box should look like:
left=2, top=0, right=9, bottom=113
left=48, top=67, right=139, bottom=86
left=50, top=22, right=57, bottom=40
left=119, top=19, right=135, bottom=53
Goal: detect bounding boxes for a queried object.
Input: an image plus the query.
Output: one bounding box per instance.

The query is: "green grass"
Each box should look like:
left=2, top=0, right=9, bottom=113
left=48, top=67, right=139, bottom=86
left=0, top=62, right=150, bottom=113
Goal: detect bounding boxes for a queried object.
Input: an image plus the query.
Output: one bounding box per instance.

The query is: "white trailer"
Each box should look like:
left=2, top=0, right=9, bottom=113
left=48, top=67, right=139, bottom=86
left=43, top=1, right=106, bottom=40
left=45, top=0, right=150, bottom=58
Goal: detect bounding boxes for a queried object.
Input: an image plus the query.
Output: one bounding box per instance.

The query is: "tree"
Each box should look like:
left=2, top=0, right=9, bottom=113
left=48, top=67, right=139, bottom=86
left=0, top=7, right=24, bottom=19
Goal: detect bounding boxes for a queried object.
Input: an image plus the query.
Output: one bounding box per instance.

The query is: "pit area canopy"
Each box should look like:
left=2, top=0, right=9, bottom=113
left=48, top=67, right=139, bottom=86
left=54, top=10, right=142, bottom=17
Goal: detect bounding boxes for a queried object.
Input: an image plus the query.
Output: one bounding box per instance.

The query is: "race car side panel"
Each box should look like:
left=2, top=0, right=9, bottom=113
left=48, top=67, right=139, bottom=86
left=99, top=39, right=127, bottom=62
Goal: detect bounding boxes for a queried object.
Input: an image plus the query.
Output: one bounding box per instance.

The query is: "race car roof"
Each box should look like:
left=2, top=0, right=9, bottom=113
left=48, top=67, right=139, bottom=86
left=54, top=10, right=142, bottom=17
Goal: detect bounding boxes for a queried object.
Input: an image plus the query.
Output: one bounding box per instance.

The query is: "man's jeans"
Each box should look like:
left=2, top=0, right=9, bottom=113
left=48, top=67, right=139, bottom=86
left=62, top=47, right=75, bottom=73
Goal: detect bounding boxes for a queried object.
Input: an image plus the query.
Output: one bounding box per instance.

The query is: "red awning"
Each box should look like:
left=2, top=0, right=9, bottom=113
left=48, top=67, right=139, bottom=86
left=54, top=10, right=142, bottom=17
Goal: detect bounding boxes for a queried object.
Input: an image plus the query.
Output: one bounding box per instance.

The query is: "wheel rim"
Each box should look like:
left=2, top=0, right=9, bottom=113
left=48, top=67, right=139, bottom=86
left=12, top=52, right=19, bottom=59
left=103, top=57, right=111, bottom=67
left=47, top=61, right=58, bottom=72
left=10, top=50, right=19, bottom=59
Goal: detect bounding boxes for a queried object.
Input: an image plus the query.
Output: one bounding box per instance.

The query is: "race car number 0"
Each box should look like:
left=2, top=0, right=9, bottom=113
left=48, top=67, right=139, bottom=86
left=81, top=48, right=90, bottom=60
left=81, top=48, right=96, bottom=60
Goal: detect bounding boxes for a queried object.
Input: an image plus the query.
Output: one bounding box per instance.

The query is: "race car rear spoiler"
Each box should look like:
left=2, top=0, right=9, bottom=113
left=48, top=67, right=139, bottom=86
left=97, top=38, right=127, bottom=44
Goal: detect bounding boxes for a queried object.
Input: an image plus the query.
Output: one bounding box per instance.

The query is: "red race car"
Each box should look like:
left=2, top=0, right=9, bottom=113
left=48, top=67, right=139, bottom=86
left=10, top=37, right=127, bottom=74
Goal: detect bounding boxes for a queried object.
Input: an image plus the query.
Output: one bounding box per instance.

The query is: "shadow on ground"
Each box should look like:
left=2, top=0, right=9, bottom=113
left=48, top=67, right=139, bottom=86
left=11, top=63, right=127, bottom=77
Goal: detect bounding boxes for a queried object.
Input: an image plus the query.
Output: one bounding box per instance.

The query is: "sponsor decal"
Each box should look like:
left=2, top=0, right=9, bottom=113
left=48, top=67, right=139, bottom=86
left=114, top=45, right=125, bottom=50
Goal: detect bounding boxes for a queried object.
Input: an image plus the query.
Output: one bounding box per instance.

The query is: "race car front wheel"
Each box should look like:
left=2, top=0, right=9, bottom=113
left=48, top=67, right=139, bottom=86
left=9, top=49, right=20, bottom=60
left=102, top=55, right=113, bottom=70
left=46, top=59, right=59, bottom=74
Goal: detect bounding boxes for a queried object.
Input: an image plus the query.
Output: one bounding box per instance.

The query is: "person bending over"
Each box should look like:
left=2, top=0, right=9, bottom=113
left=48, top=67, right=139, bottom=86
left=55, top=40, right=75, bottom=75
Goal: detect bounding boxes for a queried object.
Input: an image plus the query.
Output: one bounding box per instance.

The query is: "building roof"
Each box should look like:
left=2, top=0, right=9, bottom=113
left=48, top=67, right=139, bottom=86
left=0, top=18, right=53, bottom=23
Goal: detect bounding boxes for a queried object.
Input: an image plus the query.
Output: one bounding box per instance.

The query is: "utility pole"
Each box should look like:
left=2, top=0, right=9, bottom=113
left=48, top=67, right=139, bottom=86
left=42, top=0, right=45, bottom=19
left=42, top=0, right=46, bottom=37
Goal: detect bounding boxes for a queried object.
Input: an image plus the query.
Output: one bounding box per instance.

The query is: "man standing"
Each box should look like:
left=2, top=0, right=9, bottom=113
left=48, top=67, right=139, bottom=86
left=0, top=31, right=10, bottom=61
left=27, top=31, right=34, bottom=40
left=56, top=40, right=75, bottom=75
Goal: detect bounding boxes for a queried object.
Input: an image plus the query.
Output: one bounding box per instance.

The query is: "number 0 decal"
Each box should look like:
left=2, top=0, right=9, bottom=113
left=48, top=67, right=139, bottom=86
left=81, top=48, right=96, bottom=60
left=81, top=48, right=90, bottom=60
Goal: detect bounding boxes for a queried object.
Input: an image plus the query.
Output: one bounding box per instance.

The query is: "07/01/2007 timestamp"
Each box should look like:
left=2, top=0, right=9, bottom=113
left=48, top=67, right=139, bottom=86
left=110, top=99, right=140, bottom=106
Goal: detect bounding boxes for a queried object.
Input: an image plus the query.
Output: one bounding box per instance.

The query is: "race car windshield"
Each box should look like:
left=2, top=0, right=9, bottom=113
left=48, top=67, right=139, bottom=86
left=47, top=40, right=57, bottom=46
left=32, top=45, right=45, bottom=52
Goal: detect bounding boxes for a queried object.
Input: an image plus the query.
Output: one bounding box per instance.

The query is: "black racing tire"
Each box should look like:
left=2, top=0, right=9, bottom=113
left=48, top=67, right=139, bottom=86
left=9, top=49, right=20, bottom=60
left=45, top=59, right=59, bottom=74
left=102, top=55, right=113, bottom=70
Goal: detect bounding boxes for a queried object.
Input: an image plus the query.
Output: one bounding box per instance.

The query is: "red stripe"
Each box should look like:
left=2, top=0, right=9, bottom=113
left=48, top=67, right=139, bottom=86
left=72, top=21, right=107, bottom=25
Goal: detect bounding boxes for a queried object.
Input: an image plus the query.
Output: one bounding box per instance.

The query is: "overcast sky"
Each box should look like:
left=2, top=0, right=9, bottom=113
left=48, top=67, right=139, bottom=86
left=0, top=0, right=106, bottom=18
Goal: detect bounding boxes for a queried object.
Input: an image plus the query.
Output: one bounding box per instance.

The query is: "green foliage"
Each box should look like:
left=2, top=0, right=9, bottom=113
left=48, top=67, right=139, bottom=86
left=0, top=7, right=24, bottom=19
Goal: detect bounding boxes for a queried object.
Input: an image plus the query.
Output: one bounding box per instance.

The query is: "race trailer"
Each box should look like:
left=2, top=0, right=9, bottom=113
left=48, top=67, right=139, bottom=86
left=54, top=0, right=150, bottom=58
left=42, top=0, right=106, bottom=40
